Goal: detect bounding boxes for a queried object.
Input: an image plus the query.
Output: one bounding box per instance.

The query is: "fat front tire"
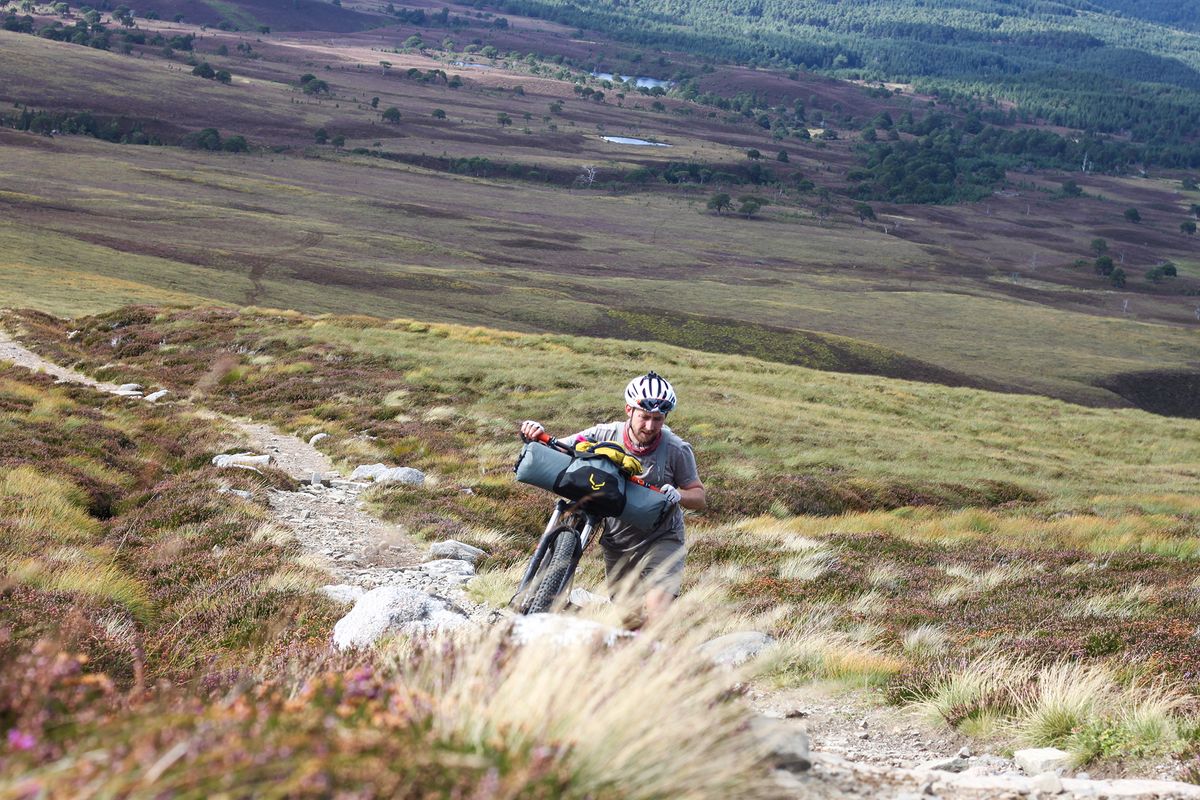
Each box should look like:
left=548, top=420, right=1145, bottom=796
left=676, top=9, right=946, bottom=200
left=524, top=526, right=581, bottom=614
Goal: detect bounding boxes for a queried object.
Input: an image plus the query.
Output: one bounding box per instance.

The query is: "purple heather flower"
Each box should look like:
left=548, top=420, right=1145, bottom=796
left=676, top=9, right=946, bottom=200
left=6, top=729, right=35, bottom=751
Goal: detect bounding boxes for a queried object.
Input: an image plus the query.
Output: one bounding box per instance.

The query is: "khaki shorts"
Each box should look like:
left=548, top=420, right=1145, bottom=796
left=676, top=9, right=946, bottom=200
left=603, top=537, right=685, bottom=597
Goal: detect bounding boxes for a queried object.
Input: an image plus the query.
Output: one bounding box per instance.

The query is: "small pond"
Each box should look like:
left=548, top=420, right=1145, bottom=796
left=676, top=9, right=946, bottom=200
left=591, top=72, right=674, bottom=89
left=601, top=136, right=672, bottom=147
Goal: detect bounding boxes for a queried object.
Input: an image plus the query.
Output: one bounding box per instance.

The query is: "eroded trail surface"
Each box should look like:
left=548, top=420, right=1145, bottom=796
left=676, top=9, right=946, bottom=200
left=0, top=327, right=464, bottom=606
left=4, top=326, right=1199, bottom=799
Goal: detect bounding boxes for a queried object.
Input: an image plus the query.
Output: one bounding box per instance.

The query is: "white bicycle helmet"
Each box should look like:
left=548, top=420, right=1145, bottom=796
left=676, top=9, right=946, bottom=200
left=624, top=371, right=677, bottom=414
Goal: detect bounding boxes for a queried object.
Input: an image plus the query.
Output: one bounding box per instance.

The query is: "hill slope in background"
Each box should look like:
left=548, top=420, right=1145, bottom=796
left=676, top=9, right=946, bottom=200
left=2, top=0, right=1199, bottom=415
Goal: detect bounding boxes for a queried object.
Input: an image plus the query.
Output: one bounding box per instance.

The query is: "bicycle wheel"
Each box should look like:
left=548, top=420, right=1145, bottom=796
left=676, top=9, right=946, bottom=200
left=523, top=525, right=582, bottom=614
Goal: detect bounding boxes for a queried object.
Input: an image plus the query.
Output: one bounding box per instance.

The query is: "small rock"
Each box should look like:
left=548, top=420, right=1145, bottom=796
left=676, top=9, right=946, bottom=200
left=309, top=432, right=329, bottom=445
left=230, top=489, right=252, bottom=500
left=857, top=731, right=870, bottom=740
left=696, top=630, right=775, bottom=667
left=913, top=757, right=970, bottom=774
left=1014, top=748, right=1071, bottom=776
left=67, top=330, right=80, bottom=340
left=430, top=540, right=487, bottom=564
left=748, top=717, right=811, bottom=773
left=144, top=389, right=170, bottom=402
left=859, top=719, right=869, bottom=729
left=1031, top=771, right=1063, bottom=794
left=1074, top=771, right=1090, bottom=781
left=348, top=463, right=426, bottom=485
left=420, top=559, right=475, bottom=577
left=920, top=779, right=936, bottom=796
left=212, top=452, right=275, bottom=469
left=117, top=383, right=143, bottom=392
left=349, top=463, right=389, bottom=481
left=957, top=746, right=971, bottom=758
left=300, top=510, right=312, bottom=520
left=376, top=466, right=425, bottom=485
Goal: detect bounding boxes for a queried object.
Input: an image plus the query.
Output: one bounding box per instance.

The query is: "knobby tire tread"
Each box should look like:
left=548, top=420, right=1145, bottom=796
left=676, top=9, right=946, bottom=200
left=525, top=526, right=580, bottom=614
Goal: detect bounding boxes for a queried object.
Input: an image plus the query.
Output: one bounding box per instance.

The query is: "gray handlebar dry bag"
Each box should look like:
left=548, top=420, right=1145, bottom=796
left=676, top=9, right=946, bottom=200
left=514, top=441, right=672, bottom=532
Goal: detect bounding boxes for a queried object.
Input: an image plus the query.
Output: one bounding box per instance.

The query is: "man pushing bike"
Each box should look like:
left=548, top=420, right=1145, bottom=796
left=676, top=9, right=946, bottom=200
left=520, top=371, right=706, bottom=625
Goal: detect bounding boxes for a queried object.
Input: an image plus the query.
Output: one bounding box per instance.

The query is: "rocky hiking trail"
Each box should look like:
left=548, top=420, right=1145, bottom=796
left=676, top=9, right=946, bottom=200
left=4, top=325, right=1200, bottom=799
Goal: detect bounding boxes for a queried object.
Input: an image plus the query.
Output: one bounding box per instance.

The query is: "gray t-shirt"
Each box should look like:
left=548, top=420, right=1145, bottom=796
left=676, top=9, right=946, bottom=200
left=571, top=422, right=700, bottom=551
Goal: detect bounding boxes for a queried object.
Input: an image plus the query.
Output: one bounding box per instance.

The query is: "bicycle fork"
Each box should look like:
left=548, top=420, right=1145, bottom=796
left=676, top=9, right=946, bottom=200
left=516, top=499, right=597, bottom=594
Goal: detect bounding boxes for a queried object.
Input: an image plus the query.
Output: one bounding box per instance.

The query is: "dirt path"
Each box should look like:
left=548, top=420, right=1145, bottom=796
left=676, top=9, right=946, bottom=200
left=0, top=326, right=473, bottom=610
left=0, top=328, right=125, bottom=392
left=4, top=326, right=1199, bottom=799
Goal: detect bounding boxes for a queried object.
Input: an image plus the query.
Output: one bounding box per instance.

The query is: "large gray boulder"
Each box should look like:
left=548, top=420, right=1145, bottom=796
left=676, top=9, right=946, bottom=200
left=332, top=586, right=471, bottom=650
left=430, top=540, right=487, bottom=564
left=696, top=630, right=775, bottom=667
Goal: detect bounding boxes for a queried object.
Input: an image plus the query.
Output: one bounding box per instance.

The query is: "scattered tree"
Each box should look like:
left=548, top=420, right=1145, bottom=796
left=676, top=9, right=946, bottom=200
left=314, top=128, right=328, bottom=144
left=192, top=62, right=216, bottom=79
left=370, top=97, right=379, bottom=109
left=215, top=69, right=231, bottom=84
left=1182, top=220, right=1196, bottom=235
left=1124, top=207, right=1141, bottom=223
left=111, top=4, right=133, bottom=26
left=1094, top=255, right=1114, bottom=276
left=706, top=193, right=732, bottom=215
left=776, top=150, right=789, bottom=163
left=854, top=202, right=876, bottom=222
left=1110, top=268, right=1126, bottom=288
left=496, top=112, right=512, bottom=127
left=431, top=108, right=446, bottom=119
left=737, top=195, right=768, bottom=219
left=745, top=148, right=761, bottom=160
left=1091, top=237, right=1108, bottom=256
left=381, top=107, right=401, bottom=123
left=1060, top=179, right=1082, bottom=197
left=300, top=75, right=329, bottom=95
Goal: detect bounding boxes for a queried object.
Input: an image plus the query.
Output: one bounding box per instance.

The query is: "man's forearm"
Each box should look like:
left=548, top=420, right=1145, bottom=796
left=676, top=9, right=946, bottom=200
left=679, top=484, right=706, bottom=511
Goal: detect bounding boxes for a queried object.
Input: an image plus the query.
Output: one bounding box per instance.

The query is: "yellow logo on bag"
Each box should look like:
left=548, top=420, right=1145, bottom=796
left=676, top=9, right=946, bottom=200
left=588, top=473, right=607, bottom=490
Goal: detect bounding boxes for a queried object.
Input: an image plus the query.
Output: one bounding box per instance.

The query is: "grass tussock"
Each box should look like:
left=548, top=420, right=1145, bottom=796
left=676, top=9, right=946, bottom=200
left=0, top=466, right=101, bottom=545
left=899, top=656, right=1189, bottom=765
left=392, top=605, right=774, bottom=799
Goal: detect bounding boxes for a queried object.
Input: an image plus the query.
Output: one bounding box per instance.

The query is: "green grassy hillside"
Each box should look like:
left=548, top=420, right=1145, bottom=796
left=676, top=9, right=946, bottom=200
left=4, top=304, right=1200, bottom=787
